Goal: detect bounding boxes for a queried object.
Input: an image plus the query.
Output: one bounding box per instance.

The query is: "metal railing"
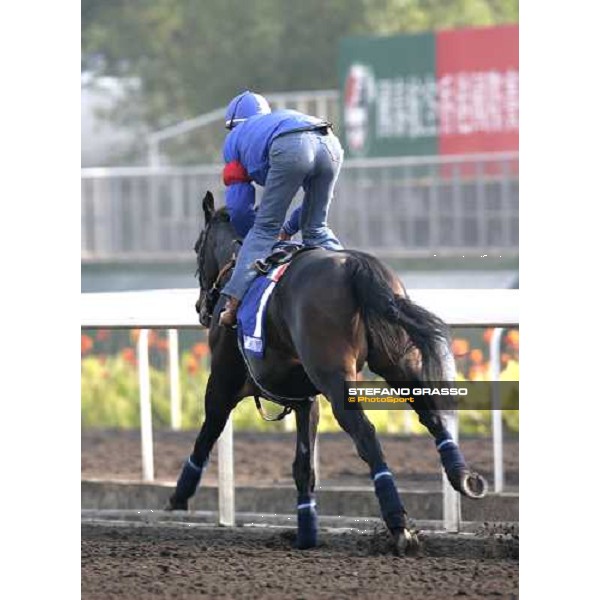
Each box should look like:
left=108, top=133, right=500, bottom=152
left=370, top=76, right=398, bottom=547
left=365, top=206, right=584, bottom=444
left=81, top=152, right=518, bottom=262
left=81, top=287, right=519, bottom=531
left=148, top=90, right=339, bottom=166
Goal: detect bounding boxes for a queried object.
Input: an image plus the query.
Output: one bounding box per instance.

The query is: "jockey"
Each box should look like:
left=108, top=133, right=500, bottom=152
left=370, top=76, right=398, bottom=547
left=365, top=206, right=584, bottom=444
left=219, top=90, right=344, bottom=326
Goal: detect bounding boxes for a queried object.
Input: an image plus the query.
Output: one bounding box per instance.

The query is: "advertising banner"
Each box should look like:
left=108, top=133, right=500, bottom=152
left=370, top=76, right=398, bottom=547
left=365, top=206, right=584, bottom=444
left=339, top=25, right=518, bottom=158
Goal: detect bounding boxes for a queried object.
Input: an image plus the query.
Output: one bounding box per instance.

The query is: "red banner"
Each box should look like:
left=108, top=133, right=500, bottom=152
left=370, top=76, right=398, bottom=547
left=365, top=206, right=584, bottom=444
left=436, top=25, right=518, bottom=155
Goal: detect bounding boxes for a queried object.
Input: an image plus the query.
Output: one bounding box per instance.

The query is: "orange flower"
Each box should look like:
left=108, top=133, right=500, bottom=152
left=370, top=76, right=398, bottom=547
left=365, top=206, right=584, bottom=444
left=192, top=342, right=209, bottom=359
left=148, top=330, right=163, bottom=348
left=122, top=347, right=136, bottom=365
left=470, top=348, right=484, bottom=364
left=186, top=355, right=198, bottom=375
left=81, top=335, right=93, bottom=354
left=506, top=330, right=519, bottom=348
left=501, top=352, right=511, bottom=365
left=156, top=338, right=169, bottom=352
left=468, top=365, right=487, bottom=381
left=482, top=328, right=494, bottom=344
left=452, top=338, right=470, bottom=357
left=130, top=329, right=140, bottom=344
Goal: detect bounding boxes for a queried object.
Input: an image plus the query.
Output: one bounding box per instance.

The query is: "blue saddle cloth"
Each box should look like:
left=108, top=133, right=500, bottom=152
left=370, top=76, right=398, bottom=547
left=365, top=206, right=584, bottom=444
left=237, top=263, right=290, bottom=358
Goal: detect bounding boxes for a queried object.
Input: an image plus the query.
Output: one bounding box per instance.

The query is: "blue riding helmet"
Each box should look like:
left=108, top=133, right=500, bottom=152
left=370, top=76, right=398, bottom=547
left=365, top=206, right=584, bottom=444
left=225, top=91, right=271, bottom=129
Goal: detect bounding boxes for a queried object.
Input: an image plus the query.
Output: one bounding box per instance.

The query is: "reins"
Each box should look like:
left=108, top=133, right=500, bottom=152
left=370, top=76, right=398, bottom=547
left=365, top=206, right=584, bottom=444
left=209, top=251, right=237, bottom=296
left=196, top=224, right=293, bottom=423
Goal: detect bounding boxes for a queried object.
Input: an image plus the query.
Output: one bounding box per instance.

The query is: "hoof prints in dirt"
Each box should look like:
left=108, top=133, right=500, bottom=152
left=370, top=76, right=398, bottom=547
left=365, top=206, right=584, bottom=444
left=82, top=523, right=518, bottom=599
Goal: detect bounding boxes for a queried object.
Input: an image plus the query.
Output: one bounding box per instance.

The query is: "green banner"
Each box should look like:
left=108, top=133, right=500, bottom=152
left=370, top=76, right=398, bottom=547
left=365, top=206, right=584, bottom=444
left=338, top=32, right=437, bottom=158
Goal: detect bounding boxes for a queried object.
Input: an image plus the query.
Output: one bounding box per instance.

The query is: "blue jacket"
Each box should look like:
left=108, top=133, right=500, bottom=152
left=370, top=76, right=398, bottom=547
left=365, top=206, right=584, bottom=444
left=223, top=109, right=326, bottom=238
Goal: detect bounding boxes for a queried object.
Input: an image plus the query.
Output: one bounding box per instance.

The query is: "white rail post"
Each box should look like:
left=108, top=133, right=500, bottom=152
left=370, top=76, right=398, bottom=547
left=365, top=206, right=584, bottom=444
left=442, top=410, right=461, bottom=532
left=490, top=328, right=505, bottom=493
left=314, top=431, right=320, bottom=488
left=218, top=415, right=235, bottom=526
left=148, top=136, right=161, bottom=168
left=137, top=329, right=155, bottom=482
left=168, top=329, right=182, bottom=430
left=440, top=339, right=461, bottom=532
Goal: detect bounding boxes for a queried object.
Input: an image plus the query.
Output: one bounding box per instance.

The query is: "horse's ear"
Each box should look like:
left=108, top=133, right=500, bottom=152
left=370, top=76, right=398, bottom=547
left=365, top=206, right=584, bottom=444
left=202, top=191, right=215, bottom=225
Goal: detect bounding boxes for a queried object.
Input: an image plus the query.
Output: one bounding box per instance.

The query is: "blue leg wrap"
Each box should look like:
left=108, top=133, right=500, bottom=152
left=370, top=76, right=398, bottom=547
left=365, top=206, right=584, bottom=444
left=297, top=494, right=318, bottom=549
left=437, top=437, right=466, bottom=474
left=174, top=456, right=204, bottom=501
left=373, top=466, right=406, bottom=531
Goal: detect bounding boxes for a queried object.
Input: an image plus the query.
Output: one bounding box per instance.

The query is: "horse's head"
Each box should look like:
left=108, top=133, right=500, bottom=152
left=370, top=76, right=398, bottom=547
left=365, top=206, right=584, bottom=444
left=193, top=191, right=240, bottom=327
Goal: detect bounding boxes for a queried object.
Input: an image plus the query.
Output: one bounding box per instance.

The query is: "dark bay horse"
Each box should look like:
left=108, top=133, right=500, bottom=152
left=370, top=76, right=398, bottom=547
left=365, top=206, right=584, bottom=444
left=167, top=191, right=486, bottom=554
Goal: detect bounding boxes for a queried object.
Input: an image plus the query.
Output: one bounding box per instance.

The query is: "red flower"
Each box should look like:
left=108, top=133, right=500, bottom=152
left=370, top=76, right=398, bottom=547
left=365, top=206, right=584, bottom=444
left=81, top=335, right=93, bottom=354
left=96, top=329, right=110, bottom=342
left=122, top=347, right=136, bottom=365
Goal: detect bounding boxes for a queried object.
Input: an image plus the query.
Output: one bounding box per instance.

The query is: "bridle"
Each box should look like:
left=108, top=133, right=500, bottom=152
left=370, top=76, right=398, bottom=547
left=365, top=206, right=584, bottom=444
left=195, top=217, right=241, bottom=322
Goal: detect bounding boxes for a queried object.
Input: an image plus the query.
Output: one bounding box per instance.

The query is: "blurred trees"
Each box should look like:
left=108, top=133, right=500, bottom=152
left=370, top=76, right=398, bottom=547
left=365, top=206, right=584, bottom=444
left=82, top=0, right=518, bottom=158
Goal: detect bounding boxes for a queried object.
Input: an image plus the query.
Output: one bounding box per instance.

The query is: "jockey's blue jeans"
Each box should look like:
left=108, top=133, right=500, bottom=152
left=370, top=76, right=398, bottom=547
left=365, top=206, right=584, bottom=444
left=222, top=130, right=344, bottom=301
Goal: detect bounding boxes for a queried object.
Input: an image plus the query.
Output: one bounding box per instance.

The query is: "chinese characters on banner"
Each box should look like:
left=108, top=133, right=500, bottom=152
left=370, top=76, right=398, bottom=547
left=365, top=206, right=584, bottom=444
left=339, top=25, right=518, bottom=157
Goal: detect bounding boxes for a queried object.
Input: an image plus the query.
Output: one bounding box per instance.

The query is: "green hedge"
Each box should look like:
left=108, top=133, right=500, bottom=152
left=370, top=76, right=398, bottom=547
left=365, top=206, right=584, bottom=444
left=82, top=353, right=518, bottom=434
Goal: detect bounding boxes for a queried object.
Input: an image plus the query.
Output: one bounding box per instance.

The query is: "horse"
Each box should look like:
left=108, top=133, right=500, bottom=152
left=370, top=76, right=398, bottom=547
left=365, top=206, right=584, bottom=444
left=166, top=191, right=487, bottom=554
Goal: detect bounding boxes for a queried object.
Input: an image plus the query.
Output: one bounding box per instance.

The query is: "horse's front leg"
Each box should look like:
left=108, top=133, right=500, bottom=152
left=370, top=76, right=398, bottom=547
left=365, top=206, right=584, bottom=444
left=166, top=367, right=245, bottom=510
left=292, top=398, right=320, bottom=549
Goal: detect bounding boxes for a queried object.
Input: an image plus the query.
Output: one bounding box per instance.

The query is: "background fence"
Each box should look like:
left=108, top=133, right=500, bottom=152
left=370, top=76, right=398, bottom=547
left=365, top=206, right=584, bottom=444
left=81, top=151, right=518, bottom=262
left=81, top=287, right=519, bottom=531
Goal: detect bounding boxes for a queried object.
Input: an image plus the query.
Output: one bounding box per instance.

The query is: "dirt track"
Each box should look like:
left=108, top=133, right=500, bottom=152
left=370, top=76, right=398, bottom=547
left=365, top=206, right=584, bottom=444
left=82, top=522, right=517, bottom=599
left=82, top=429, right=519, bottom=490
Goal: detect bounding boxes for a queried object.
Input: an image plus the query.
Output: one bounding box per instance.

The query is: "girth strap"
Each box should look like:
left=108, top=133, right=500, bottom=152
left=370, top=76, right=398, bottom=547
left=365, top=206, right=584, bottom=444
left=253, top=395, right=293, bottom=421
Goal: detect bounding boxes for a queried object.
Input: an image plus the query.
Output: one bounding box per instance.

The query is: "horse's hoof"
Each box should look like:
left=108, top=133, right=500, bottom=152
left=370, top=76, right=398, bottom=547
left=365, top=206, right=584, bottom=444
left=164, top=496, right=188, bottom=511
left=393, top=529, right=420, bottom=557
left=297, top=538, right=318, bottom=550
left=459, top=470, right=488, bottom=499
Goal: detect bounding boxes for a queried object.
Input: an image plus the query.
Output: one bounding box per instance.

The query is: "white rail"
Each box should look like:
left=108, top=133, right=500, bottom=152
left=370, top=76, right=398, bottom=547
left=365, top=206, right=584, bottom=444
left=81, top=288, right=519, bottom=329
left=147, top=89, right=339, bottom=166
left=81, top=288, right=519, bottom=530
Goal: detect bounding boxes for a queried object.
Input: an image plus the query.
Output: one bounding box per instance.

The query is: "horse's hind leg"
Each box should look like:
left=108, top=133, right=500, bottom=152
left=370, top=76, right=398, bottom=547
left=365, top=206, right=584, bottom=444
left=312, top=368, right=417, bottom=554
left=378, top=365, right=487, bottom=499
left=292, top=398, right=320, bottom=549
left=166, top=370, right=243, bottom=510
left=411, top=399, right=487, bottom=498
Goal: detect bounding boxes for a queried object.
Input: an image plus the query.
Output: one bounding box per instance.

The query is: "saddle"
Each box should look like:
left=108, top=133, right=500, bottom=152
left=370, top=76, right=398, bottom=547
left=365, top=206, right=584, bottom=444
left=253, top=241, right=307, bottom=275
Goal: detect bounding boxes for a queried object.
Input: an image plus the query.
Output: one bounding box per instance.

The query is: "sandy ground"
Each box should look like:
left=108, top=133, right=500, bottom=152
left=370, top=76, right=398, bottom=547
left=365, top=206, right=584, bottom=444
left=81, top=522, right=518, bottom=599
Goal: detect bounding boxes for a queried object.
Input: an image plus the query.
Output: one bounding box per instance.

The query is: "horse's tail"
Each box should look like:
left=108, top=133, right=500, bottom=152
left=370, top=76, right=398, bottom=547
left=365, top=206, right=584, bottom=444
left=346, top=251, right=450, bottom=381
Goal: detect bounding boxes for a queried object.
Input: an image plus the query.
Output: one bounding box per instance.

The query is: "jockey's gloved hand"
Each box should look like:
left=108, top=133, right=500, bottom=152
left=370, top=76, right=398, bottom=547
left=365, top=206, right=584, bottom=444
left=278, top=230, right=292, bottom=241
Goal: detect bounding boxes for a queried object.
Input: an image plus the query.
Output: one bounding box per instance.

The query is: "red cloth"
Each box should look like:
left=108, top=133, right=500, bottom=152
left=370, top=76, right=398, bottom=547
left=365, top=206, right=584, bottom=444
left=223, top=160, right=251, bottom=186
